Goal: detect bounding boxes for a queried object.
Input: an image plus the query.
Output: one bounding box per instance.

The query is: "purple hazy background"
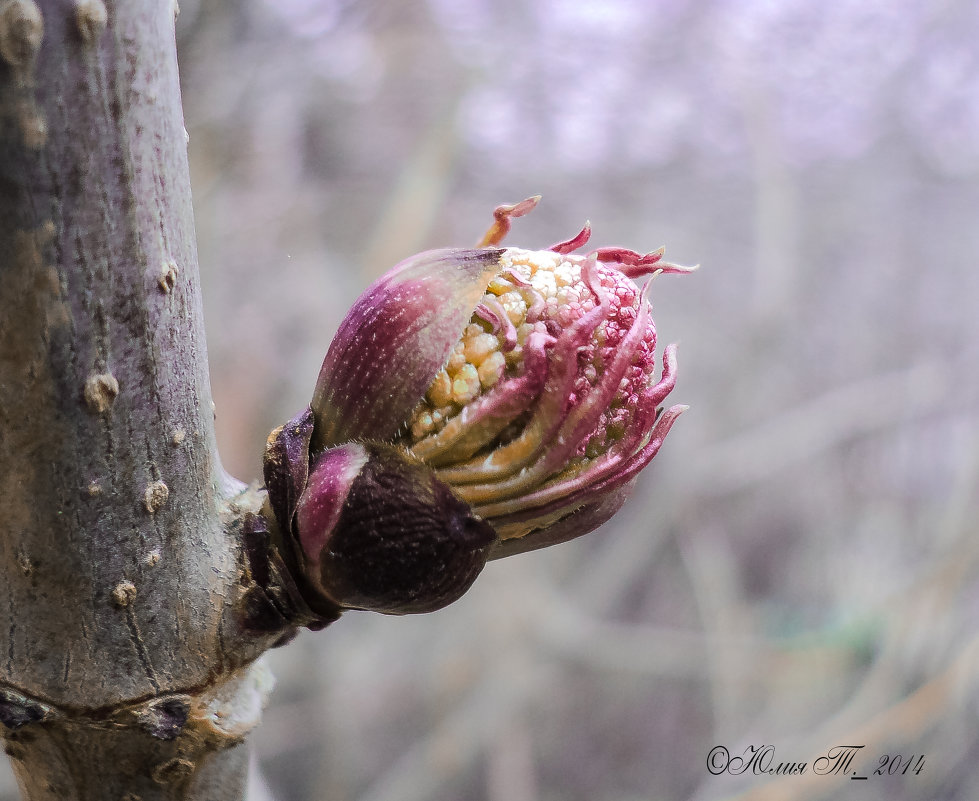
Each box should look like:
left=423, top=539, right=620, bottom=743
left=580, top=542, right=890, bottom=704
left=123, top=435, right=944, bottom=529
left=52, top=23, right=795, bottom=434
left=4, top=1, right=978, bottom=799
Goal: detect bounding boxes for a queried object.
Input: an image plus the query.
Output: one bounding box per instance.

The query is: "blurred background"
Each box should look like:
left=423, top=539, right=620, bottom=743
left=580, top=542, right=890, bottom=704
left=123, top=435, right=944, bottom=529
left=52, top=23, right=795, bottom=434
left=5, top=0, right=979, bottom=799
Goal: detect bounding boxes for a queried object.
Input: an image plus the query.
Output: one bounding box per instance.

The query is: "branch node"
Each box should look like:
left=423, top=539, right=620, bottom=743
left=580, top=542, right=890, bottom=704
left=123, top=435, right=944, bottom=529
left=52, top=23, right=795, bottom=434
left=0, top=0, right=43, bottom=69
left=144, top=480, right=169, bottom=513
left=158, top=260, right=179, bottom=293
left=0, top=687, right=53, bottom=731
left=83, top=371, right=119, bottom=414
left=74, top=0, right=107, bottom=46
left=15, top=550, right=35, bottom=576
left=111, top=580, right=137, bottom=608
left=135, top=695, right=191, bottom=741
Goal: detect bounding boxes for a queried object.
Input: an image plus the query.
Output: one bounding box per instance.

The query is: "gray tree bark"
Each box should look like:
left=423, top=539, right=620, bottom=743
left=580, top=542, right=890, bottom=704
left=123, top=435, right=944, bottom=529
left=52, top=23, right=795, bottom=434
left=0, top=1, right=281, bottom=798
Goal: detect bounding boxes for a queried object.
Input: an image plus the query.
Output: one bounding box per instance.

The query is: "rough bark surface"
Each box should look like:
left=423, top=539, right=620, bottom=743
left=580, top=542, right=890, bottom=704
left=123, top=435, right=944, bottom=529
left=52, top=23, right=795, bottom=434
left=0, top=2, right=277, bottom=798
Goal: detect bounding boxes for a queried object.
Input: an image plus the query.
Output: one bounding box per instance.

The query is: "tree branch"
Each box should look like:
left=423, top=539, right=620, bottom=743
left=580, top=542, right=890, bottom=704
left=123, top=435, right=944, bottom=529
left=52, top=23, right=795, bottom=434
left=0, top=2, right=277, bottom=798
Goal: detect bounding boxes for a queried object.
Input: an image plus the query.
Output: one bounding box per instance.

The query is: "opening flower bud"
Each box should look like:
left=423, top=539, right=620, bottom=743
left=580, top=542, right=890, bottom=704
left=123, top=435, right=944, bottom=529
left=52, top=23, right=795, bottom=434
left=267, top=198, right=693, bottom=619
left=389, top=240, right=690, bottom=555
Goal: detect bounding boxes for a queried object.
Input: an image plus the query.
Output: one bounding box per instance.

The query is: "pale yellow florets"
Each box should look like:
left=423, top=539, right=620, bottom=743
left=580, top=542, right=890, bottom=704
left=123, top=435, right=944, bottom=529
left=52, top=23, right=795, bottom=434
left=406, top=245, right=658, bottom=464
left=407, top=249, right=590, bottom=443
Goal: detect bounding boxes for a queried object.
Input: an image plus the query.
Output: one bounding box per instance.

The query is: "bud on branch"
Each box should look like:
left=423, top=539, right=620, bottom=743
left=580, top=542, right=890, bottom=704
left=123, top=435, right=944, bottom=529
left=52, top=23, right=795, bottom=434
left=262, top=198, right=695, bottom=620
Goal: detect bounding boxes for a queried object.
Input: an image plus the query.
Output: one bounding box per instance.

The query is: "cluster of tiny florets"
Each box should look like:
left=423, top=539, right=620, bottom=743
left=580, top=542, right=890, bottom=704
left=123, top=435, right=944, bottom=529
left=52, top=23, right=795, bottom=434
left=406, top=248, right=657, bottom=461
